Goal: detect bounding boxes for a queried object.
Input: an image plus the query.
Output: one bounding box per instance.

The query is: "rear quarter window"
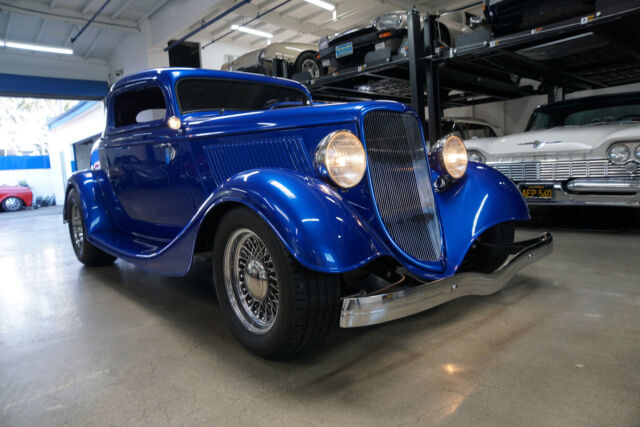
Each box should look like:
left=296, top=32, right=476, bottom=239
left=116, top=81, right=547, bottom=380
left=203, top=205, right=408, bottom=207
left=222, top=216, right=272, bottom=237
left=113, top=86, right=167, bottom=128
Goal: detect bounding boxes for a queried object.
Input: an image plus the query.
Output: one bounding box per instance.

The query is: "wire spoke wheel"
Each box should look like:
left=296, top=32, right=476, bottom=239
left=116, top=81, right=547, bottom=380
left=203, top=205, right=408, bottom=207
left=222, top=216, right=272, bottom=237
left=70, top=203, right=84, bottom=252
left=223, top=228, right=279, bottom=335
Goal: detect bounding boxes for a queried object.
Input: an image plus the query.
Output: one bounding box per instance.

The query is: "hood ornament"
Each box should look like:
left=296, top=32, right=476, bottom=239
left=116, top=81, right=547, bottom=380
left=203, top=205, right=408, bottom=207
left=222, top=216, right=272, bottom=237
left=518, top=140, right=562, bottom=149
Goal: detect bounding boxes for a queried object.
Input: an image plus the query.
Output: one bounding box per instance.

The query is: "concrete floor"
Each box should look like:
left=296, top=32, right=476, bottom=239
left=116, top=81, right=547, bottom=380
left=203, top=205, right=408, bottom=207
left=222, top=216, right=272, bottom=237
left=1, top=206, right=639, bottom=426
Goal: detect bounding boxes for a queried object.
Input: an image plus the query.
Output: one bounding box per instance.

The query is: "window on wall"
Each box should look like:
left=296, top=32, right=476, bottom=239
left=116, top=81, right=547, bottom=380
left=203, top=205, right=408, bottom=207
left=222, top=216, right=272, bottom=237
left=167, top=40, right=201, bottom=68
left=113, top=86, right=166, bottom=128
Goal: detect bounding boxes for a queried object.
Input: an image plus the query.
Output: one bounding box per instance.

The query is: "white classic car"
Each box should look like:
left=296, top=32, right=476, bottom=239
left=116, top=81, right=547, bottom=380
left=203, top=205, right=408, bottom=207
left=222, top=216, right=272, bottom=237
left=465, top=92, right=640, bottom=206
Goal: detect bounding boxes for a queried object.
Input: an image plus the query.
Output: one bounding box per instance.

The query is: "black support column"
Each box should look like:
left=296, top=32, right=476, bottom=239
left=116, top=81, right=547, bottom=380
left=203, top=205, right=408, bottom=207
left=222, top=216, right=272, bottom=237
left=407, top=9, right=425, bottom=126
left=424, top=13, right=442, bottom=148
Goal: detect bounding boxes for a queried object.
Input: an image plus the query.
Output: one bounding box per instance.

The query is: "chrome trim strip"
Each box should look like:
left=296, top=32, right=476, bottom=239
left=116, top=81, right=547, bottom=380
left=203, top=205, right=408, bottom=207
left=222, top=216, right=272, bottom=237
left=566, top=178, right=640, bottom=193
left=340, top=233, right=553, bottom=328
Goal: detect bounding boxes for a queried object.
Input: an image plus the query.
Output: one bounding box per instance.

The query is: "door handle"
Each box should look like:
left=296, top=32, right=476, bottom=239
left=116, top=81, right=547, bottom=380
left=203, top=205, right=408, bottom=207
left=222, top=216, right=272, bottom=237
left=155, top=142, right=172, bottom=149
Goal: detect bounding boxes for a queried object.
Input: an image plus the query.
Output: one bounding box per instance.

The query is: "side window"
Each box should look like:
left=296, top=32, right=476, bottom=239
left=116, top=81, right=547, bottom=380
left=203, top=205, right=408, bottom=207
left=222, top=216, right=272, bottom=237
left=113, top=86, right=167, bottom=128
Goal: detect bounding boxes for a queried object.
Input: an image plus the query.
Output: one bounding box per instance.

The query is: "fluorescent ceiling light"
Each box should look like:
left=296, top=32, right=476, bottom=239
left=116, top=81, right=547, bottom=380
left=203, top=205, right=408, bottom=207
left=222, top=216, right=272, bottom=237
left=0, top=40, right=73, bottom=55
left=304, top=0, right=335, bottom=11
left=230, top=24, right=273, bottom=39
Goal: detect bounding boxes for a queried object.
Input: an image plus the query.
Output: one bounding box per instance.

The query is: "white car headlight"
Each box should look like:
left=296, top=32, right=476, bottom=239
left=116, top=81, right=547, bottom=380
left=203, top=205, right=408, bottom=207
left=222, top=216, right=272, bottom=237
left=315, top=130, right=366, bottom=189
left=608, top=144, right=630, bottom=164
left=635, top=145, right=640, bottom=160
left=433, top=134, right=468, bottom=179
left=467, top=150, right=485, bottom=164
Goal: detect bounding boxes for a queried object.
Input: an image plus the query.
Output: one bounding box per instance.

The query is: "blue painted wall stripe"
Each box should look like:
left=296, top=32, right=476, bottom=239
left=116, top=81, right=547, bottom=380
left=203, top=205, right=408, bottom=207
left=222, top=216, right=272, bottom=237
left=0, top=156, right=51, bottom=170
left=0, top=73, right=108, bottom=100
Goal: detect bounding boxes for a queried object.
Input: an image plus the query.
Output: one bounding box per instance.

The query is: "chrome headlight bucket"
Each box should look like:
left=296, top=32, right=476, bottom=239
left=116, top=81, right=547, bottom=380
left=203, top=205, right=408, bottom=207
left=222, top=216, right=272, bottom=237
left=608, top=143, right=630, bottom=164
left=315, top=130, right=367, bottom=189
left=467, top=150, right=486, bottom=164
left=373, top=13, right=406, bottom=30
left=431, top=134, right=468, bottom=182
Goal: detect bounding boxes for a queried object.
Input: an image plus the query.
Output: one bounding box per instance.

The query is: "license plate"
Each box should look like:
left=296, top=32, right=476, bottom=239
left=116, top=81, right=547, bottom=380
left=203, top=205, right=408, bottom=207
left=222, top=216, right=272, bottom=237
left=520, top=184, right=554, bottom=200
left=335, top=42, right=353, bottom=58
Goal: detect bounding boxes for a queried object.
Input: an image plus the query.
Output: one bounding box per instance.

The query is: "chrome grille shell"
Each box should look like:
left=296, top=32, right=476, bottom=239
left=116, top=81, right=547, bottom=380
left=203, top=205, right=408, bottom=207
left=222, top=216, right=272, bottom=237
left=488, top=159, right=640, bottom=182
left=362, top=110, right=442, bottom=262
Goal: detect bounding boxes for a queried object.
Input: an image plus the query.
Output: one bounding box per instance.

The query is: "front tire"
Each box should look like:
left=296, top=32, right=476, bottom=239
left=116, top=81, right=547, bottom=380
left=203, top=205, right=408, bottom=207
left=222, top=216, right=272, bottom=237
left=2, top=196, right=24, bottom=212
left=67, top=189, right=116, bottom=267
left=213, top=207, right=341, bottom=359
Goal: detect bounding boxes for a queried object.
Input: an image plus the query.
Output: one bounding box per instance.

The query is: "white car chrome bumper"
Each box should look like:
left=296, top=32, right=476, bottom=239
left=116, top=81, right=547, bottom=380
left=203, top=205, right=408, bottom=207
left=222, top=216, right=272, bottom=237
left=521, top=178, right=640, bottom=207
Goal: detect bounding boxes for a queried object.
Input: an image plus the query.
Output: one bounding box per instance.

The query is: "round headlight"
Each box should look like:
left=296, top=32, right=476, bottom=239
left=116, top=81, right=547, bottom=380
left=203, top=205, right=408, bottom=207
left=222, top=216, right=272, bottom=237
left=435, top=134, right=468, bottom=179
left=635, top=145, right=640, bottom=160
left=315, top=130, right=366, bottom=189
left=608, top=144, right=630, bottom=164
left=373, top=13, right=405, bottom=30
left=467, top=150, right=485, bottom=164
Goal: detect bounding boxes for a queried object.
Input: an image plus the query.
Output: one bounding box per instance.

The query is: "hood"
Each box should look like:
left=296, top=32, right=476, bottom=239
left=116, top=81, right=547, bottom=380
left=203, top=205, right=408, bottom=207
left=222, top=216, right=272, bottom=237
left=183, top=101, right=410, bottom=138
left=465, top=123, right=640, bottom=159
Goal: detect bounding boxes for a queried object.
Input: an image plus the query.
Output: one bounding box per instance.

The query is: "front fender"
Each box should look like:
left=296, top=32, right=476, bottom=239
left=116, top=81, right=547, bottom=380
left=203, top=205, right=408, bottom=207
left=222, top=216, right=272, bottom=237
left=436, top=162, right=530, bottom=275
left=210, top=169, right=386, bottom=273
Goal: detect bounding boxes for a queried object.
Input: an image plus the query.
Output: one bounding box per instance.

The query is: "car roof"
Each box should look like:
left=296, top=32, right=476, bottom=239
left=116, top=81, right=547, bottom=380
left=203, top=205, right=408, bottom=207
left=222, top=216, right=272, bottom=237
left=110, top=68, right=312, bottom=98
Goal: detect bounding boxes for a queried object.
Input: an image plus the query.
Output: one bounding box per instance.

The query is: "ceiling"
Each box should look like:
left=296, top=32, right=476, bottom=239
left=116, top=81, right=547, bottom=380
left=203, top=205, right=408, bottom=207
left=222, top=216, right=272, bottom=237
left=0, top=0, right=479, bottom=61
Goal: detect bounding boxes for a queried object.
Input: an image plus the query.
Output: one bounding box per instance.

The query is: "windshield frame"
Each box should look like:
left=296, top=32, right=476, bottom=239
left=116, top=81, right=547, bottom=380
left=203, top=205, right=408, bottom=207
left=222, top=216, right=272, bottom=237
left=175, top=77, right=312, bottom=115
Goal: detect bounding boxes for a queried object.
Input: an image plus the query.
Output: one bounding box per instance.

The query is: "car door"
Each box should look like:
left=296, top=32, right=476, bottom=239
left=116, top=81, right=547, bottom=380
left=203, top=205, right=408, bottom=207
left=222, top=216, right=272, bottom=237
left=102, top=81, right=196, bottom=239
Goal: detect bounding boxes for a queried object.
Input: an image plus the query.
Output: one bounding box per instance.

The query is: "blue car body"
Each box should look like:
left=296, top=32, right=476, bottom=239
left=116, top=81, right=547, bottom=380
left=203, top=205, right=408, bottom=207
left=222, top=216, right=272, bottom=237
left=64, top=68, right=529, bottom=281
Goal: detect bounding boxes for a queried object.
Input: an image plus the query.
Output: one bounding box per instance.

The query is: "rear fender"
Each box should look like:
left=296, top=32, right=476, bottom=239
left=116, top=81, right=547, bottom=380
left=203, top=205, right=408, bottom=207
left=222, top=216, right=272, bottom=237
left=436, top=162, right=530, bottom=275
left=64, top=170, right=114, bottom=235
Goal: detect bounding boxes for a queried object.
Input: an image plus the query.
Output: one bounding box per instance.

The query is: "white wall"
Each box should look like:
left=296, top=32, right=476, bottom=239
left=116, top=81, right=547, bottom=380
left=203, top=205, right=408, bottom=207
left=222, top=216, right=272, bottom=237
left=0, top=169, right=55, bottom=201
left=48, top=102, right=106, bottom=202
left=0, top=50, right=108, bottom=81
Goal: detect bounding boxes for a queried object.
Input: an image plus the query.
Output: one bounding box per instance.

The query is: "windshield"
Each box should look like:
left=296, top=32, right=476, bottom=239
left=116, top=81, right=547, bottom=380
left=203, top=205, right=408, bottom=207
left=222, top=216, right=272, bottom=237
left=177, top=78, right=310, bottom=114
left=526, top=95, right=640, bottom=131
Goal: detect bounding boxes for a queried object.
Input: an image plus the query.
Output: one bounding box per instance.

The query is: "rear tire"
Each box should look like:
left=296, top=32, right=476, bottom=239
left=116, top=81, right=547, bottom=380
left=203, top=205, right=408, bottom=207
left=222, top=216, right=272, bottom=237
left=67, top=189, right=116, bottom=267
left=294, top=52, right=323, bottom=78
left=213, top=207, right=341, bottom=359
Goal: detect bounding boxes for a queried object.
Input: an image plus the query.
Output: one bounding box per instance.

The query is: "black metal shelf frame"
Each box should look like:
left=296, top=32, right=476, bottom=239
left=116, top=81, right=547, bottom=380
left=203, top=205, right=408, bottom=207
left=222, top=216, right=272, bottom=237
left=302, top=2, right=640, bottom=148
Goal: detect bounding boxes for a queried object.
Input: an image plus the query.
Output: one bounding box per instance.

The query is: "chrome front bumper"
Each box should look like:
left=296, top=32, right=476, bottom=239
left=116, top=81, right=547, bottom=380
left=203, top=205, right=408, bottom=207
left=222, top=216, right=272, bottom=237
left=521, top=178, right=640, bottom=207
left=340, top=233, right=553, bottom=328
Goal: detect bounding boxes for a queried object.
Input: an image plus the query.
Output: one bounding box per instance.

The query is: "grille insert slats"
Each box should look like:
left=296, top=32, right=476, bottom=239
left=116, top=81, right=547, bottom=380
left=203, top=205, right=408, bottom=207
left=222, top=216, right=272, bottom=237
left=363, top=111, right=441, bottom=262
left=489, top=159, right=639, bottom=182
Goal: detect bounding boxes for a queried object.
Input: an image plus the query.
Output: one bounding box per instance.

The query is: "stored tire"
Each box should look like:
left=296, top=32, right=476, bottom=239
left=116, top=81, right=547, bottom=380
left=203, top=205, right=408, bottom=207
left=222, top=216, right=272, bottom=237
left=472, top=222, right=516, bottom=273
left=67, top=189, right=116, bottom=267
left=294, top=52, right=323, bottom=78
left=1, top=196, right=24, bottom=212
left=213, top=207, right=341, bottom=359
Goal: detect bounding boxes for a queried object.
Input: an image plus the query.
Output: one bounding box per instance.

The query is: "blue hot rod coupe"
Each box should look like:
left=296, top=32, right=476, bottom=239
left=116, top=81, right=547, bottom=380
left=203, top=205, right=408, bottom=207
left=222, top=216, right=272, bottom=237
left=64, top=68, right=552, bottom=359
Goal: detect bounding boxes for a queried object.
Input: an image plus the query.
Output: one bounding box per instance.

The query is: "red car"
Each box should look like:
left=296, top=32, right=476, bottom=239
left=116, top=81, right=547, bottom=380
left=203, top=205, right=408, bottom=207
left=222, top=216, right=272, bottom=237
left=0, top=186, right=33, bottom=212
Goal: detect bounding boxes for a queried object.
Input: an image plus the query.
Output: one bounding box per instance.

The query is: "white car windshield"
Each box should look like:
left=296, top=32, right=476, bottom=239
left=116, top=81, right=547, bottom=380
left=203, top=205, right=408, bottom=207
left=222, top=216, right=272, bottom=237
left=526, top=95, right=640, bottom=130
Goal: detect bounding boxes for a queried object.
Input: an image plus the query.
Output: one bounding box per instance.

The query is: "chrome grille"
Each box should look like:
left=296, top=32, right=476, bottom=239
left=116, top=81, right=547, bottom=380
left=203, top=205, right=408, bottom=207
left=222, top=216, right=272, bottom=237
left=489, top=159, right=640, bottom=182
left=363, top=111, right=441, bottom=262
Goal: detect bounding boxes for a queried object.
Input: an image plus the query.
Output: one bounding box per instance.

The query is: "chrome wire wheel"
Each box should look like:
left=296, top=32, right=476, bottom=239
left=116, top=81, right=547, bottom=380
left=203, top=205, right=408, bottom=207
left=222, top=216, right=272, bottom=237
left=300, top=58, right=320, bottom=78
left=70, top=202, right=84, bottom=252
left=223, top=228, right=279, bottom=335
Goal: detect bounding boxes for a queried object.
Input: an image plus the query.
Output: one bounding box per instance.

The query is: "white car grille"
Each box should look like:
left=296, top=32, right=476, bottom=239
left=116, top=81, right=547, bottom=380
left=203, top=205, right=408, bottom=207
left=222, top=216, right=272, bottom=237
left=488, top=159, right=640, bottom=182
